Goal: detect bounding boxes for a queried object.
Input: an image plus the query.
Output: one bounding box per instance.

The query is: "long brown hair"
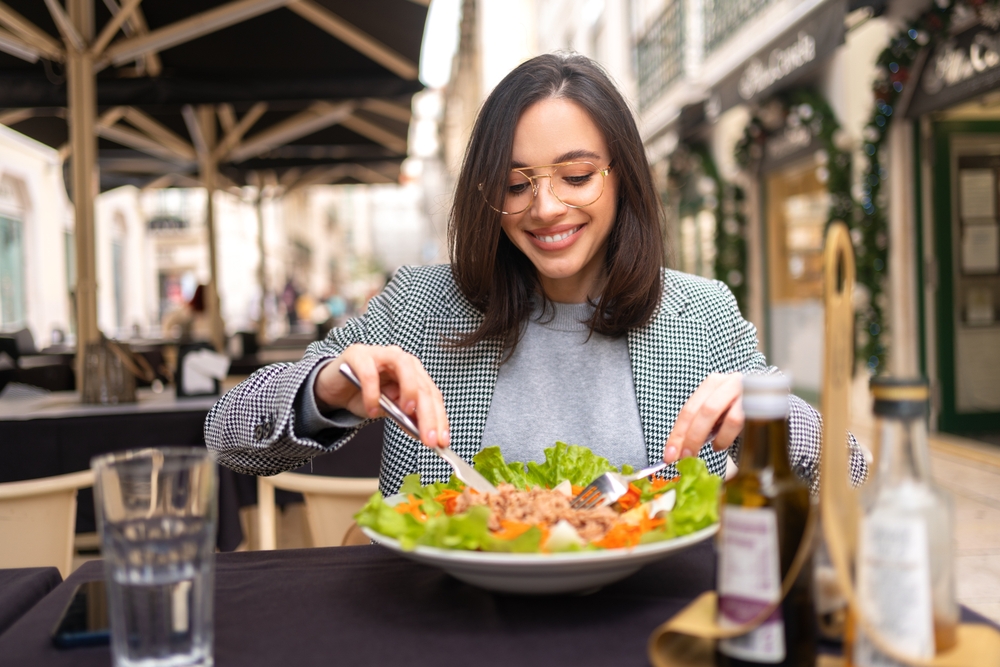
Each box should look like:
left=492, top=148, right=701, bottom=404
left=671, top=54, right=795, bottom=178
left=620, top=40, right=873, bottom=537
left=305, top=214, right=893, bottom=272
left=449, top=53, right=664, bottom=351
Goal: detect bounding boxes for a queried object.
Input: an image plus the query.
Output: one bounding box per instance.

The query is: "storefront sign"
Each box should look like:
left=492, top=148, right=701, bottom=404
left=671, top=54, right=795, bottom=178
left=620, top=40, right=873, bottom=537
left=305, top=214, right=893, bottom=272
left=709, top=0, right=846, bottom=117
left=909, top=23, right=1000, bottom=116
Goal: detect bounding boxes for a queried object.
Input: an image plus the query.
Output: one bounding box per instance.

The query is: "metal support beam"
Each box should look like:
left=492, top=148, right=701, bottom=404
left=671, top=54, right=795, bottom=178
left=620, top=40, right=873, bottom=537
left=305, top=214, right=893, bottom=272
left=0, top=107, right=35, bottom=125
left=100, top=0, right=290, bottom=69
left=339, top=113, right=407, bottom=154
left=90, top=0, right=142, bottom=56
left=361, top=98, right=412, bottom=123
left=227, top=101, right=353, bottom=163
left=99, top=123, right=195, bottom=164
left=288, top=0, right=418, bottom=80
left=122, top=107, right=197, bottom=160
left=213, top=101, right=267, bottom=161
left=0, top=2, right=65, bottom=61
left=44, top=0, right=85, bottom=51
left=0, top=27, right=39, bottom=62
left=101, top=0, right=160, bottom=75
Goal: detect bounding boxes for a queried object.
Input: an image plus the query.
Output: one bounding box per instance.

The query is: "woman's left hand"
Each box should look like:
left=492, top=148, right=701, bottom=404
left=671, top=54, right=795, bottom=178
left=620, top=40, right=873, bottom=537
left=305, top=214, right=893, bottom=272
left=663, top=372, right=744, bottom=463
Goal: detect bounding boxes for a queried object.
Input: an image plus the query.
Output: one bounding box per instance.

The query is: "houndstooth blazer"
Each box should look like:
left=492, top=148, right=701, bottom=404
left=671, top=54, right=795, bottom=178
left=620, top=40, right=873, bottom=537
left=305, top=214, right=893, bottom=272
left=205, top=264, right=867, bottom=495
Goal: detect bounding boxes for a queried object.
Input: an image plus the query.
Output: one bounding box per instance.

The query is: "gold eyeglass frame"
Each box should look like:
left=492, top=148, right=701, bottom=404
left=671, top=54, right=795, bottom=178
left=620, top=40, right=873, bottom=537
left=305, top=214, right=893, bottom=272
left=478, top=161, right=612, bottom=215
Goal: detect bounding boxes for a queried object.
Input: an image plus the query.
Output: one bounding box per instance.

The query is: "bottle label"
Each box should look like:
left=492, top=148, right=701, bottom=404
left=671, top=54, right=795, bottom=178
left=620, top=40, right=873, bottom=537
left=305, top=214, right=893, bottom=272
left=717, top=505, right=786, bottom=663
left=854, top=514, right=935, bottom=666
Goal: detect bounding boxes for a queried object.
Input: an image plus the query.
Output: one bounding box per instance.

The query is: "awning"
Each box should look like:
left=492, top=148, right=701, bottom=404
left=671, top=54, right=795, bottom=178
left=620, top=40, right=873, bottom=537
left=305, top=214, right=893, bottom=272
left=708, top=0, right=846, bottom=117
left=0, top=0, right=428, bottom=366
left=907, top=22, right=1000, bottom=117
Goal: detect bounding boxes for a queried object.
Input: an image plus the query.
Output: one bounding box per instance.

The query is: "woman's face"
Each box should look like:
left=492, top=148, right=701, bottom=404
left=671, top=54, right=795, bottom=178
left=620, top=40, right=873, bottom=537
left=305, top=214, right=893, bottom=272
left=501, top=97, right=617, bottom=303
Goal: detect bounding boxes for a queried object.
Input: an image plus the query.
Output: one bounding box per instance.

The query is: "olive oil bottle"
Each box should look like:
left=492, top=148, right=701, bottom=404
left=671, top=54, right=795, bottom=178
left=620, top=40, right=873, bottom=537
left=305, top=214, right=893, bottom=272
left=846, top=378, right=958, bottom=666
left=717, top=374, right=816, bottom=667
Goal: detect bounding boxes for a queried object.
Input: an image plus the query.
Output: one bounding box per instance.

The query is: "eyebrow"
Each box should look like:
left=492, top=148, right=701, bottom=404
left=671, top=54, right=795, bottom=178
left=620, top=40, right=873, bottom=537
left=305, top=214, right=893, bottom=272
left=511, top=149, right=603, bottom=169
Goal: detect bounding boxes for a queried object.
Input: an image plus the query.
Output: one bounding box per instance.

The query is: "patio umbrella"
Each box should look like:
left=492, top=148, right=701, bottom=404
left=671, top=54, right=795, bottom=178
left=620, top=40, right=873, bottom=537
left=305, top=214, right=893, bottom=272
left=0, top=0, right=426, bottom=366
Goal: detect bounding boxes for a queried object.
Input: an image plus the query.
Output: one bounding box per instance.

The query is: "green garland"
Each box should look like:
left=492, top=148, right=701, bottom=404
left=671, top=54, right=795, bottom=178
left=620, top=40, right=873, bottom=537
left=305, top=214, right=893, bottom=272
left=859, top=0, right=1000, bottom=373
left=666, top=144, right=749, bottom=314
left=733, top=88, right=854, bottom=351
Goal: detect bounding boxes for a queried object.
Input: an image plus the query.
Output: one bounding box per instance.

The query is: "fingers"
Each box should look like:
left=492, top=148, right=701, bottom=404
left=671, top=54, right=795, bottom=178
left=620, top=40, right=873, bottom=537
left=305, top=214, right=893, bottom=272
left=328, top=344, right=450, bottom=449
left=664, top=373, right=743, bottom=463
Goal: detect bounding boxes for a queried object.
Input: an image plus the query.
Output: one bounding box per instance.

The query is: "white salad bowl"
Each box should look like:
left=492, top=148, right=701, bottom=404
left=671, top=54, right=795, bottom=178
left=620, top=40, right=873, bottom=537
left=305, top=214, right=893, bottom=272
left=361, top=494, right=719, bottom=595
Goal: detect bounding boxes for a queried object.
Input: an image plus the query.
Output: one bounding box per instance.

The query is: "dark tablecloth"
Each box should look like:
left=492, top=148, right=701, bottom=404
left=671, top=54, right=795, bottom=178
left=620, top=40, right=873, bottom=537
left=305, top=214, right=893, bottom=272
left=0, top=567, right=62, bottom=638
left=0, top=541, right=996, bottom=667
left=0, top=542, right=717, bottom=667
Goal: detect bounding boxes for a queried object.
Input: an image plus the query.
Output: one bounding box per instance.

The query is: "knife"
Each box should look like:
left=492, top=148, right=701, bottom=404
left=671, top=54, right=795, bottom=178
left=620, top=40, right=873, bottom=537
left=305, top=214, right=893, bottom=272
left=338, top=363, right=498, bottom=495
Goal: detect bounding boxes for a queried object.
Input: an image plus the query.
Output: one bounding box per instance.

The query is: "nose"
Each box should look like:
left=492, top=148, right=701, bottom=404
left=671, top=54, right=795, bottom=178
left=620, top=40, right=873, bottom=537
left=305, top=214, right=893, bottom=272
left=529, top=176, right=567, bottom=221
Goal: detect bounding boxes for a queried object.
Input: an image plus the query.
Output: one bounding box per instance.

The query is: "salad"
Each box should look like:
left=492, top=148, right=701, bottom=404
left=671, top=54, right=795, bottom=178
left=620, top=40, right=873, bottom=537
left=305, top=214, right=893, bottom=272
left=355, top=442, right=721, bottom=553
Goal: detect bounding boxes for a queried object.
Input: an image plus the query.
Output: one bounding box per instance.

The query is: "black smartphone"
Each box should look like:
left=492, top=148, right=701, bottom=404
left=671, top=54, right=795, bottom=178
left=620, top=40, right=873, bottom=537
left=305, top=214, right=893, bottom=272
left=51, top=580, right=110, bottom=648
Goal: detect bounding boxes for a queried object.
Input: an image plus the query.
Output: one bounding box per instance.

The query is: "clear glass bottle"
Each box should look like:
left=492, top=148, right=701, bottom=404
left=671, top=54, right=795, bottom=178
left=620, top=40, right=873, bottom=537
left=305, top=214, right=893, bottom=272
left=717, top=374, right=816, bottom=667
left=846, top=377, right=958, bottom=666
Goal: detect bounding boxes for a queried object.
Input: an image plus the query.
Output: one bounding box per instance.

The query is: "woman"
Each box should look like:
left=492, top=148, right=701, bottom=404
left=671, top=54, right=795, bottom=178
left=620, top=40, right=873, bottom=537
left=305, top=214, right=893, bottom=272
left=206, top=53, right=866, bottom=493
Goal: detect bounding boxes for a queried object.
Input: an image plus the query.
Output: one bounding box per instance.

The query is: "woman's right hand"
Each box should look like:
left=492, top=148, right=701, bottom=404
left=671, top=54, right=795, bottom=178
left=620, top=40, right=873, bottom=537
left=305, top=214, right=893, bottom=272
left=314, top=344, right=450, bottom=449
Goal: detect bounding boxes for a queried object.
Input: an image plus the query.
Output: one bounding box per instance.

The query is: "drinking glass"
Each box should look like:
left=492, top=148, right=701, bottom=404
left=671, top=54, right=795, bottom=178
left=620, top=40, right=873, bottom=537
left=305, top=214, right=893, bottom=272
left=92, top=448, right=217, bottom=667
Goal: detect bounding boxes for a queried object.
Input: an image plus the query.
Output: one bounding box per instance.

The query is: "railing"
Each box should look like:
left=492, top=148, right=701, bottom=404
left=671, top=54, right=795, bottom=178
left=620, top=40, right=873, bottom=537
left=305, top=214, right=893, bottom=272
left=702, top=0, right=775, bottom=55
left=635, top=0, right=685, bottom=111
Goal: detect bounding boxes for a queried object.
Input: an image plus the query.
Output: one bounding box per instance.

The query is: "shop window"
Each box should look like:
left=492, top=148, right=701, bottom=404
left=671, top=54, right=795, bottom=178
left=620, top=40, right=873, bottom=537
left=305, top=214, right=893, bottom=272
left=0, top=215, right=26, bottom=329
left=765, top=157, right=828, bottom=401
left=678, top=210, right=717, bottom=278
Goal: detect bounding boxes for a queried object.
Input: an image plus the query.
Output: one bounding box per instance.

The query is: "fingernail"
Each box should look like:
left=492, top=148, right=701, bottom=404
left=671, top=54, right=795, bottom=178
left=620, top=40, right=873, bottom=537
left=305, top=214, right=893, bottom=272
left=442, top=430, right=451, bottom=446
left=368, top=407, right=379, bottom=417
left=681, top=448, right=693, bottom=459
left=405, top=401, right=416, bottom=414
left=665, top=446, right=677, bottom=461
left=427, top=429, right=437, bottom=446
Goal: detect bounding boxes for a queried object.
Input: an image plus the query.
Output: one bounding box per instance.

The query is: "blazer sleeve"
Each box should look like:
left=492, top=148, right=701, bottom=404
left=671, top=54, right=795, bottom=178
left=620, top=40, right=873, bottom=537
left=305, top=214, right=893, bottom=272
left=203, top=266, right=415, bottom=476
left=708, top=280, right=868, bottom=492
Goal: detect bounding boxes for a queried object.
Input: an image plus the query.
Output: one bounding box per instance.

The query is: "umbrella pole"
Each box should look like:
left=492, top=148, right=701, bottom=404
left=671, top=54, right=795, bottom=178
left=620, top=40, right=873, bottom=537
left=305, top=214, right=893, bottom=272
left=255, top=187, right=268, bottom=343
left=202, top=158, right=225, bottom=353
left=66, top=0, right=99, bottom=389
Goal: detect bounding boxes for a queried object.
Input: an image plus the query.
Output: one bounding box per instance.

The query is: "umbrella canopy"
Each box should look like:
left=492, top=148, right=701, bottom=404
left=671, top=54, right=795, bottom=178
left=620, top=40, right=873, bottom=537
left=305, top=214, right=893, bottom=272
left=0, top=0, right=428, bottom=360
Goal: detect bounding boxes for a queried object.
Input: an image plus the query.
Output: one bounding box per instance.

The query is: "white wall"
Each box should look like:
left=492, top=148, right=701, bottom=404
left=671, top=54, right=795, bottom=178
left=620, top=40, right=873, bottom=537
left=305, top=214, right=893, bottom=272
left=0, top=125, right=73, bottom=348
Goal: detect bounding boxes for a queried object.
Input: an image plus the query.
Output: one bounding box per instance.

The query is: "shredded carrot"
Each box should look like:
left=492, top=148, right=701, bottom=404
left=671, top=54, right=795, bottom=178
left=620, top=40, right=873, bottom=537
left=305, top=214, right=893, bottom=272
left=571, top=485, right=584, bottom=496
left=616, top=483, right=643, bottom=511
left=649, top=476, right=679, bottom=490
left=594, top=511, right=665, bottom=549
left=434, top=489, right=462, bottom=515
left=492, top=520, right=532, bottom=541
left=394, top=494, right=427, bottom=521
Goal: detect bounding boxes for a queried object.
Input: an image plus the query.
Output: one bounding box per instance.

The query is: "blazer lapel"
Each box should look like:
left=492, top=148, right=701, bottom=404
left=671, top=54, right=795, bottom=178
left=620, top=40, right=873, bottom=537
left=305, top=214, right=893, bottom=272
left=628, top=274, right=713, bottom=467
left=418, top=305, right=503, bottom=484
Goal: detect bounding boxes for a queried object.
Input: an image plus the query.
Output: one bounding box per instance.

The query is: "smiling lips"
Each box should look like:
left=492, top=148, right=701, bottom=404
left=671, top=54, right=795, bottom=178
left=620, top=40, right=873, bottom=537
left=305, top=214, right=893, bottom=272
left=527, top=224, right=584, bottom=250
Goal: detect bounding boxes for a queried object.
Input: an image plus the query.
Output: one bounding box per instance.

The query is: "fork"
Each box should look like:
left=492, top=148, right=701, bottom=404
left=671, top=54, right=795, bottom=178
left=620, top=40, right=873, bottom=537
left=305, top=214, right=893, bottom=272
left=569, top=461, right=669, bottom=510
left=571, top=420, right=725, bottom=510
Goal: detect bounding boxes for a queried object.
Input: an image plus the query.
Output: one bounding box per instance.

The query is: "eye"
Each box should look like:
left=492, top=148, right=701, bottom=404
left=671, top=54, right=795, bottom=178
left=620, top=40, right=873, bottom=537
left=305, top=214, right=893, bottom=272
left=562, top=173, right=594, bottom=186
left=507, top=182, right=530, bottom=195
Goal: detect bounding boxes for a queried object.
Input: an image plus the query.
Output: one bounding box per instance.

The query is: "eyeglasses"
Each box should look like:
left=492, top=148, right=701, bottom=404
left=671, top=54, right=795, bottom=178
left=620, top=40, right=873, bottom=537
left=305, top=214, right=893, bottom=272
left=478, top=161, right=612, bottom=215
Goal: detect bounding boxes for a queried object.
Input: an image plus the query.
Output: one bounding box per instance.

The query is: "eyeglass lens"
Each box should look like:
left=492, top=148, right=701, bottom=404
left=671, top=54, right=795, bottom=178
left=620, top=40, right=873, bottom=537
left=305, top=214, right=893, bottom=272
left=499, top=162, right=605, bottom=214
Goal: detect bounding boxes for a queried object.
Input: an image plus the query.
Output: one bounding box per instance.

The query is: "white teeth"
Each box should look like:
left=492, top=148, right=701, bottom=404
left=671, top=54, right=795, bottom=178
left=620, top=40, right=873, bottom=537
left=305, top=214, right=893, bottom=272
left=534, top=226, right=580, bottom=243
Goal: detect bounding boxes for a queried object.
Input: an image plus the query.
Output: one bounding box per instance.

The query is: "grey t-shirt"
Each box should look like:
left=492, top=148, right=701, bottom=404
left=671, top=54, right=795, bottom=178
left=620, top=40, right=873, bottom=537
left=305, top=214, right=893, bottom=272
left=480, top=301, right=649, bottom=468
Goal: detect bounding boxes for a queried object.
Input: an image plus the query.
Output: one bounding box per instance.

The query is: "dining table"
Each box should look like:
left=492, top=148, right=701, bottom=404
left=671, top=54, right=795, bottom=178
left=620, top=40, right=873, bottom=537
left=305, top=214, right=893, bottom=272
left=0, top=389, right=384, bottom=551
left=0, top=539, right=996, bottom=667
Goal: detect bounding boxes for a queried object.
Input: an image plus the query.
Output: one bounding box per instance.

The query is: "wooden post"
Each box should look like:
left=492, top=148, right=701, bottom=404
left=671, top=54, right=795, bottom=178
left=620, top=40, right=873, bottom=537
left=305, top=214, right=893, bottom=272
left=67, top=0, right=99, bottom=387
left=255, top=187, right=268, bottom=343
left=196, top=105, right=226, bottom=352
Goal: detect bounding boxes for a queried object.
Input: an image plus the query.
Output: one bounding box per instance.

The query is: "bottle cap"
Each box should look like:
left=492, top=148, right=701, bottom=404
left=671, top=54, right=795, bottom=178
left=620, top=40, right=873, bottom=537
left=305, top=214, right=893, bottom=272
left=742, top=373, right=790, bottom=419
left=870, top=376, right=928, bottom=418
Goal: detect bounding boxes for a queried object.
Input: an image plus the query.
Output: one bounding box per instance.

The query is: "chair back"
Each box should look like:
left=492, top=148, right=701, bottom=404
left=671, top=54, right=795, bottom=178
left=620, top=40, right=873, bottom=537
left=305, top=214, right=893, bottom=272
left=257, top=473, right=378, bottom=550
left=0, top=470, right=94, bottom=578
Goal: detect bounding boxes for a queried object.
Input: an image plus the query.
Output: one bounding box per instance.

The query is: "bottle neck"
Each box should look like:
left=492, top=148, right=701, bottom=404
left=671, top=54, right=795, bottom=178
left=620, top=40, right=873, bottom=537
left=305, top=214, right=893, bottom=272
left=876, top=415, right=931, bottom=484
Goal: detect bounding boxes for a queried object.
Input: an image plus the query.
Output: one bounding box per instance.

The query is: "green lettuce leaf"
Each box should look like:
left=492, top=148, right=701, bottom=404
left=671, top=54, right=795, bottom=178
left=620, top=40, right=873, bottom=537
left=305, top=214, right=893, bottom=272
left=523, top=441, right=617, bottom=488
left=473, top=447, right=530, bottom=488
left=666, top=457, right=722, bottom=536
